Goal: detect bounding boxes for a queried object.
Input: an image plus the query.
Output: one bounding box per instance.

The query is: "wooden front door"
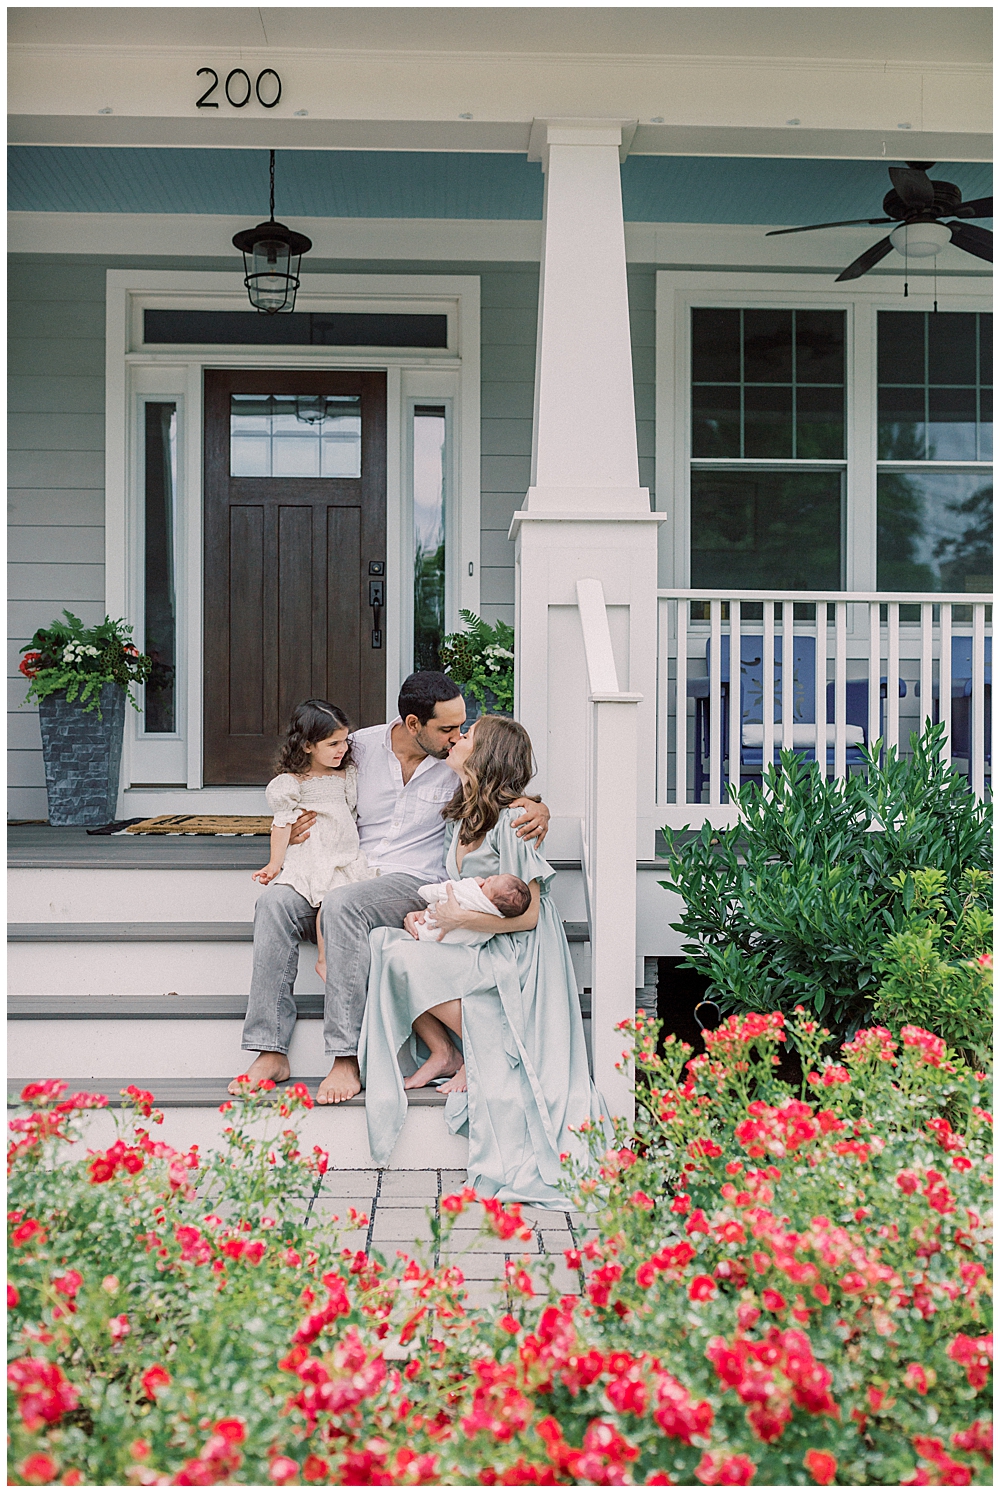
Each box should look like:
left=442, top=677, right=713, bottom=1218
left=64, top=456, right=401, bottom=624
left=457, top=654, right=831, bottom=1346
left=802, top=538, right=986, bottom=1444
left=203, top=369, right=386, bottom=784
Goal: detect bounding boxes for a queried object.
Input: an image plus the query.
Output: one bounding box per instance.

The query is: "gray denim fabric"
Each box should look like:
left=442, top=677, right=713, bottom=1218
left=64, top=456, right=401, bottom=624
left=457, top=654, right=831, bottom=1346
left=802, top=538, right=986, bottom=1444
left=241, top=874, right=425, bottom=1060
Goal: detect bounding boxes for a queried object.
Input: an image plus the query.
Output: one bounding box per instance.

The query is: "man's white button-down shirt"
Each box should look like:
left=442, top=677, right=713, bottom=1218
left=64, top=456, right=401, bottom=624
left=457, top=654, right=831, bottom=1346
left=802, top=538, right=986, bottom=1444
left=350, top=719, right=458, bottom=883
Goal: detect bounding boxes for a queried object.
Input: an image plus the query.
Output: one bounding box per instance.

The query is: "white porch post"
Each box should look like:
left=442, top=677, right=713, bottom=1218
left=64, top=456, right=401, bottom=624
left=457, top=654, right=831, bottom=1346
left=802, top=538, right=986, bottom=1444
left=511, top=120, right=664, bottom=1121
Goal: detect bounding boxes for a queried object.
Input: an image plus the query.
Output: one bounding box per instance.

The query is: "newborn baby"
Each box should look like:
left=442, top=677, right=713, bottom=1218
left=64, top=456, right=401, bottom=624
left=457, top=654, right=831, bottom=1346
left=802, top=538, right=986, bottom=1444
left=415, top=874, right=531, bottom=945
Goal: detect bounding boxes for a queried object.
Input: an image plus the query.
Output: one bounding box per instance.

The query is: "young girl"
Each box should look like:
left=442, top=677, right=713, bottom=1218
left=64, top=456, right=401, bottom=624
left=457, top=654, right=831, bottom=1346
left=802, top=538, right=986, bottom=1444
left=253, top=699, right=374, bottom=980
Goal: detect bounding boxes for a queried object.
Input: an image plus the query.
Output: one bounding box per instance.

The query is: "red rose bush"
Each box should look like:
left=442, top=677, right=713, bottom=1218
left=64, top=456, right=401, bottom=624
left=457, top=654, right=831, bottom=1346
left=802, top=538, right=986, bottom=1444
left=7, top=1014, right=992, bottom=1484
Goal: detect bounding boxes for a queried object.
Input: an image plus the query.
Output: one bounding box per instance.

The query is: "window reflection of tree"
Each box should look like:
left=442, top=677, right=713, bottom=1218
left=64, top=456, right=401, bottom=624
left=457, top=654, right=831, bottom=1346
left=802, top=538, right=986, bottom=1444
left=934, top=482, right=993, bottom=592
left=413, top=540, right=446, bottom=671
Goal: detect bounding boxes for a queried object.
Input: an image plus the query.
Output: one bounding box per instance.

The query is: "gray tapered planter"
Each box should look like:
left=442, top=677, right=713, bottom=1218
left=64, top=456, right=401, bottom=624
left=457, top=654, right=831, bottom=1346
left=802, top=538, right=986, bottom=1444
left=37, top=684, right=127, bottom=826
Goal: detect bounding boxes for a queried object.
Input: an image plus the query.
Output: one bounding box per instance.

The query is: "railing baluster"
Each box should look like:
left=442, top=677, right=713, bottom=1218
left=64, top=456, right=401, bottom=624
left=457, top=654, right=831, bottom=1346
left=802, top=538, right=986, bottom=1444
left=815, top=600, right=827, bottom=781
left=709, top=600, right=722, bottom=807
left=939, top=603, right=952, bottom=764
left=762, top=599, right=775, bottom=791
left=656, top=596, right=669, bottom=806
left=675, top=599, right=688, bottom=806
left=834, top=601, right=847, bottom=781
left=920, top=601, right=934, bottom=738
left=781, top=602, right=794, bottom=755
left=728, top=599, right=742, bottom=802
left=971, top=603, right=986, bottom=800
left=868, top=602, right=881, bottom=766
left=886, top=602, right=900, bottom=753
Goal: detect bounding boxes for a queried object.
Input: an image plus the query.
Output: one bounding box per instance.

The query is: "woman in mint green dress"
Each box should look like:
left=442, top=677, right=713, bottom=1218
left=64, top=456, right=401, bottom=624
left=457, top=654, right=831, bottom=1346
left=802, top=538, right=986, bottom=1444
left=358, top=716, right=606, bottom=1207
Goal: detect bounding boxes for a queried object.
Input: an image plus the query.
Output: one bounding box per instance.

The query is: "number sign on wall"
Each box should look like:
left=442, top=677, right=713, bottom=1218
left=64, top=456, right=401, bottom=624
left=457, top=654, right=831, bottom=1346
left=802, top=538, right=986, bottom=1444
left=196, top=68, right=282, bottom=109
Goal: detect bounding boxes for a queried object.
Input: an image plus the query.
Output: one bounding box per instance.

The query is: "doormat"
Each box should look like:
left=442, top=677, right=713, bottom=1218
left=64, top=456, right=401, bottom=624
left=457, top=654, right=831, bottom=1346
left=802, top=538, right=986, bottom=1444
left=126, top=815, right=273, bottom=836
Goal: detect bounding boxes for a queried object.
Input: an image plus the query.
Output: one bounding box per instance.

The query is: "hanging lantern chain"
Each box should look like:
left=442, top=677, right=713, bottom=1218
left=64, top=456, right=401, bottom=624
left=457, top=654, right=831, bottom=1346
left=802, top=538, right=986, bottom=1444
left=269, top=148, right=276, bottom=222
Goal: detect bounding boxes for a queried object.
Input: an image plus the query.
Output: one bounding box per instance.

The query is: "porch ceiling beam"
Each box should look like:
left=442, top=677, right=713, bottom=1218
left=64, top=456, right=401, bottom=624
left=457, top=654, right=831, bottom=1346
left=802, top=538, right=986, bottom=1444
left=8, top=114, right=991, bottom=163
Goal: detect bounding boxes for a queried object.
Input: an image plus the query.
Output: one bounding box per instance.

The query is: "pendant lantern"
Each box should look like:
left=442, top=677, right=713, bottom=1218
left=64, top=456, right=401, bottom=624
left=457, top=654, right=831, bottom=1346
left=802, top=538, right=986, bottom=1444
left=232, top=150, right=312, bottom=313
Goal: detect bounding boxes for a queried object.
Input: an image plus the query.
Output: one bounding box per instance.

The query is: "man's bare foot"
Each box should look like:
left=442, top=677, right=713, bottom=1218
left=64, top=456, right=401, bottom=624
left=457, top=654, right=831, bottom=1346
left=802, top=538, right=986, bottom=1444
left=439, top=1063, right=468, bottom=1095
left=404, top=1044, right=462, bottom=1090
left=228, top=1051, right=290, bottom=1096
left=315, top=959, right=327, bottom=981
left=317, top=1056, right=362, bottom=1105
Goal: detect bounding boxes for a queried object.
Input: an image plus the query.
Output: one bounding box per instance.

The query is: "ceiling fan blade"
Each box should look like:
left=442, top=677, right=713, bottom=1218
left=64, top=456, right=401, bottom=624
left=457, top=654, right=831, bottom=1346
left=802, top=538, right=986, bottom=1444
left=766, top=218, right=892, bottom=237
left=835, top=236, right=895, bottom=282
left=888, top=166, right=935, bottom=208
left=952, top=196, right=993, bottom=220
left=947, top=222, right=993, bottom=263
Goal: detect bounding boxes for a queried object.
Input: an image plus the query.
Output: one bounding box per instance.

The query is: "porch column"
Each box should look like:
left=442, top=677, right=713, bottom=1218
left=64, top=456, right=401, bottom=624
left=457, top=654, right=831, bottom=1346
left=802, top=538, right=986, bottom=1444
left=511, top=120, right=664, bottom=1119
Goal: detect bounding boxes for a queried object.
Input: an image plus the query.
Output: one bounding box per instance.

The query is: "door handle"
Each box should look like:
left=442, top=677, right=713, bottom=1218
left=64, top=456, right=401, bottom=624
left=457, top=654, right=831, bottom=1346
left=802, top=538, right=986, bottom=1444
left=369, top=579, right=384, bottom=649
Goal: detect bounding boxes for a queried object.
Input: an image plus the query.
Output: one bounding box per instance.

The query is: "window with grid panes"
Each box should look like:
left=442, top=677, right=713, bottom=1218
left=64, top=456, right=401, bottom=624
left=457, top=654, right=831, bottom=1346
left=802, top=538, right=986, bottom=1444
left=690, top=308, right=846, bottom=591
left=876, top=311, right=992, bottom=593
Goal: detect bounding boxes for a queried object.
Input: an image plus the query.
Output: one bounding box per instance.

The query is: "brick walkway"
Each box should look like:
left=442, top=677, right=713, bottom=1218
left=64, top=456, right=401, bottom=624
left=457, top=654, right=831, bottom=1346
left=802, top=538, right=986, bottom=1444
left=305, top=1169, right=593, bottom=1308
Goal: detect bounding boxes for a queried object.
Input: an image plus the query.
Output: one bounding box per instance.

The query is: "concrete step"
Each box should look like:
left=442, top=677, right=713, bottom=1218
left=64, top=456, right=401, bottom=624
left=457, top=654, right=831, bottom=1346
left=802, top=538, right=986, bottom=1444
left=5, top=1074, right=469, bottom=1168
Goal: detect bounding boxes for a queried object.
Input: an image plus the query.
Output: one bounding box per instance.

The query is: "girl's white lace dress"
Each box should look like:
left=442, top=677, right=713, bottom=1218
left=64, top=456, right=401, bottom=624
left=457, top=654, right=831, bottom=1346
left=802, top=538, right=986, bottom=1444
left=265, top=767, right=372, bottom=908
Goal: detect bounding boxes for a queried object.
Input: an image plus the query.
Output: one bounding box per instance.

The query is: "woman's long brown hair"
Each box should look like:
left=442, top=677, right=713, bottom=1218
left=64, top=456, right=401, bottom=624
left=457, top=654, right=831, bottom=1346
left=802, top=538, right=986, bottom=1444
left=441, top=715, right=537, bottom=844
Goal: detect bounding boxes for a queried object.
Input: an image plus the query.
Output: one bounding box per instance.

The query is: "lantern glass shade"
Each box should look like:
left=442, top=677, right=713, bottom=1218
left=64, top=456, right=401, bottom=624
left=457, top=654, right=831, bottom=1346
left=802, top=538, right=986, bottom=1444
left=232, top=220, right=312, bottom=314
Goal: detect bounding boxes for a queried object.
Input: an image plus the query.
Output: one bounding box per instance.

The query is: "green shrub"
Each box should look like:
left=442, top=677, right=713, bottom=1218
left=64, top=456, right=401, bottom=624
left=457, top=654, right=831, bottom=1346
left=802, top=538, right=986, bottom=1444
left=18, top=611, right=152, bottom=717
left=872, top=868, right=993, bottom=1065
left=660, top=726, right=992, bottom=1034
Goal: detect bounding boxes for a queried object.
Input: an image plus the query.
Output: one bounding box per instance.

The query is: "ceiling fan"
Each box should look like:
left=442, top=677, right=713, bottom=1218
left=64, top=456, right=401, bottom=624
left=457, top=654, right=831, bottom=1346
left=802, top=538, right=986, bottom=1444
left=766, top=162, right=992, bottom=281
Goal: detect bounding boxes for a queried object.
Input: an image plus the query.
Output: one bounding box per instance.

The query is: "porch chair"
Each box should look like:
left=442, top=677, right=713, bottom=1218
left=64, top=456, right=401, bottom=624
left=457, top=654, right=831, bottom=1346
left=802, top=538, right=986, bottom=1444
left=689, top=634, right=905, bottom=798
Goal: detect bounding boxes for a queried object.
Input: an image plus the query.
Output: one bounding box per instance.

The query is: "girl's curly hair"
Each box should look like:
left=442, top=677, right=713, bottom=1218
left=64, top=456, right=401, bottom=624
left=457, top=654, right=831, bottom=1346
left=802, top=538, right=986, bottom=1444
left=276, top=699, right=353, bottom=776
left=441, top=715, right=537, bottom=845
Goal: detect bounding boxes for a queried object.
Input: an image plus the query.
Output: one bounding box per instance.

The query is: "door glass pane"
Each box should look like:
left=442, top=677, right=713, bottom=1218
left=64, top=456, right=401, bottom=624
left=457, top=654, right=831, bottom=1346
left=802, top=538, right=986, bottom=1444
left=877, top=471, right=993, bottom=592
left=144, top=403, right=177, bottom=733
left=413, top=406, right=446, bottom=671
left=691, top=470, right=843, bottom=590
left=229, top=394, right=361, bottom=477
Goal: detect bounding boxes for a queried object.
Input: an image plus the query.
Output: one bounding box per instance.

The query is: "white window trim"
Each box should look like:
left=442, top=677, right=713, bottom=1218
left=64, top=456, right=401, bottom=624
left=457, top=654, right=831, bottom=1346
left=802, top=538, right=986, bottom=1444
left=655, top=270, right=991, bottom=592
left=105, top=270, right=481, bottom=790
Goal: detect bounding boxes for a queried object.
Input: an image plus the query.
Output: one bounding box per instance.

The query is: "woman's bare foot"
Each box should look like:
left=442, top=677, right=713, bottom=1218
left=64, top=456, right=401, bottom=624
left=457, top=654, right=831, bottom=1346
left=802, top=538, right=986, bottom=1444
left=439, top=1063, right=467, bottom=1095
left=228, top=1051, right=290, bottom=1096
left=404, top=1044, right=462, bottom=1090
left=317, top=1056, right=362, bottom=1104
left=315, top=959, right=327, bottom=981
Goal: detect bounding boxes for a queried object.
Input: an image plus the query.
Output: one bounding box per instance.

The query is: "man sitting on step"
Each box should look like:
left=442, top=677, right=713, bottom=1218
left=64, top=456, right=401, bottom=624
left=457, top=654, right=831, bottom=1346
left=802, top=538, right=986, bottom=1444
left=230, top=672, right=550, bottom=1105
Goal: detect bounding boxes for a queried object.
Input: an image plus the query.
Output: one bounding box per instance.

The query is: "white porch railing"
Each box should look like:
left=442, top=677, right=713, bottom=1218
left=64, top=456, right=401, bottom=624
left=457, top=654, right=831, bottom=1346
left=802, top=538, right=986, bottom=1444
left=656, top=590, right=992, bottom=825
left=576, top=578, right=642, bottom=1120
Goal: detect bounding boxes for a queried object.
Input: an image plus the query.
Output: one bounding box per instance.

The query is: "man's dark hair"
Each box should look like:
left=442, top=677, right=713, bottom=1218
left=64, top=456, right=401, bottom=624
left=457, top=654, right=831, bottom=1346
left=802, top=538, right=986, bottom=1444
left=398, top=671, right=463, bottom=727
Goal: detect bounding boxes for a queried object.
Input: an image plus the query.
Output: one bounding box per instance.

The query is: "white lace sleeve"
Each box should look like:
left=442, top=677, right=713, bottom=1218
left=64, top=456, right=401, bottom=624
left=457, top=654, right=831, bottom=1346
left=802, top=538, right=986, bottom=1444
left=265, top=774, right=303, bottom=828
left=345, top=762, right=359, bottom=818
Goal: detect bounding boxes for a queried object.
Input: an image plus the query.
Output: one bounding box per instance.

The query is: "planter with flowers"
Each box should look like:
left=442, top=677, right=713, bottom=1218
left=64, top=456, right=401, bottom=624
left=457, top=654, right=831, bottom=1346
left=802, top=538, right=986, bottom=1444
left=19, top=612, right=152, bottom=826
left=439, top=610, right=515, bottom=724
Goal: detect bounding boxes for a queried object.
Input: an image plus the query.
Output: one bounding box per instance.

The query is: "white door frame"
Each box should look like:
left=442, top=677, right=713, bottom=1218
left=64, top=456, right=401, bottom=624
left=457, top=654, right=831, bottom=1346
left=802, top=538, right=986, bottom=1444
left=105, top=270, right=481, bottom=791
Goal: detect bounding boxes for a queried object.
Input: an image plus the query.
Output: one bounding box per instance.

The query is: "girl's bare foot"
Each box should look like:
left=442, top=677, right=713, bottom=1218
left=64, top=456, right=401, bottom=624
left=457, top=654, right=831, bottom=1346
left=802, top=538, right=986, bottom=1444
left=315, top=959, right=326, bottom=981
left=228, top=1051, right=290, bottom=1095
left=439, top=1063, right=467, bottom=1095
left=317, top=1056, right=362, bottom=1104
left=404, top=1044, right=462, bottom=1090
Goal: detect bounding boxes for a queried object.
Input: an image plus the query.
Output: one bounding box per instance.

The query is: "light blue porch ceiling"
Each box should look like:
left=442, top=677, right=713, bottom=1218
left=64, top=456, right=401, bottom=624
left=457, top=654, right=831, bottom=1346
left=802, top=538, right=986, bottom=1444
left=8, top=146, right=992, bottom=225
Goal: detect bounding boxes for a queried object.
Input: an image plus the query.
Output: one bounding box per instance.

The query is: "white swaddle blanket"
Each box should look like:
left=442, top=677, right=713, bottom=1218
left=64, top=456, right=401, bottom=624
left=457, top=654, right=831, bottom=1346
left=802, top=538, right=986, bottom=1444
left=416, top=877, right=502, bottom=945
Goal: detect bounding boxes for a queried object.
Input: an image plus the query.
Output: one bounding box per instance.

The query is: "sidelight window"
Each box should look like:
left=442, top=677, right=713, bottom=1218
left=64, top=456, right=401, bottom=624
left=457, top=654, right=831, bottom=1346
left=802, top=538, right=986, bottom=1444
left=143, top=402, right=178, bottom=733
left=412, top=406, right=447, bottom=671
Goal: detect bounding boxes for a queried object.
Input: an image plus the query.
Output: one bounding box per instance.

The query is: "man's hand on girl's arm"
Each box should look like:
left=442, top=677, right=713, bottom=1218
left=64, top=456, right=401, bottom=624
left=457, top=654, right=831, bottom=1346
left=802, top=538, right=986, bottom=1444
left=510, top=797, right=550, bottom=845
left=287, top=810, right=318, bottom=845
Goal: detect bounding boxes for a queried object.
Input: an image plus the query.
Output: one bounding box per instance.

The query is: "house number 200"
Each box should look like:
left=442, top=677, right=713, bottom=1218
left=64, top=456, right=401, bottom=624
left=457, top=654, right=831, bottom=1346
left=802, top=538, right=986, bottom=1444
left=196, top=68, right=282, bottom=109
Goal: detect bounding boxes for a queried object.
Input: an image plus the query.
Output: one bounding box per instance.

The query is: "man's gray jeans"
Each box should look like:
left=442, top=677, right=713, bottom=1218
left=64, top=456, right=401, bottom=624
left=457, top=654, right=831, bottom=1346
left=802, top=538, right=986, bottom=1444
left=241, top=875, right=425, bottom=1060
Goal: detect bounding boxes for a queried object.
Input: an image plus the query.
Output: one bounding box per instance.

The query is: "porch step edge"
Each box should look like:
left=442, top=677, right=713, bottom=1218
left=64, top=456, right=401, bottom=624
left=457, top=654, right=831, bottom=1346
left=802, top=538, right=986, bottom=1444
left=8, top=994, right=321, bottom=1019
left=9, top=920, right=593, bottom=943
left=7, top=1077, right=447, bottom=1110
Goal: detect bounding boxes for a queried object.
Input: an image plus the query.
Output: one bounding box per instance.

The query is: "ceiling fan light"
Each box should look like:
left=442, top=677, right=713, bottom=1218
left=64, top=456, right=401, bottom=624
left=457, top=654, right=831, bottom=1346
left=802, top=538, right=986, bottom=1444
left=890, top=222, right=952, bottom=259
